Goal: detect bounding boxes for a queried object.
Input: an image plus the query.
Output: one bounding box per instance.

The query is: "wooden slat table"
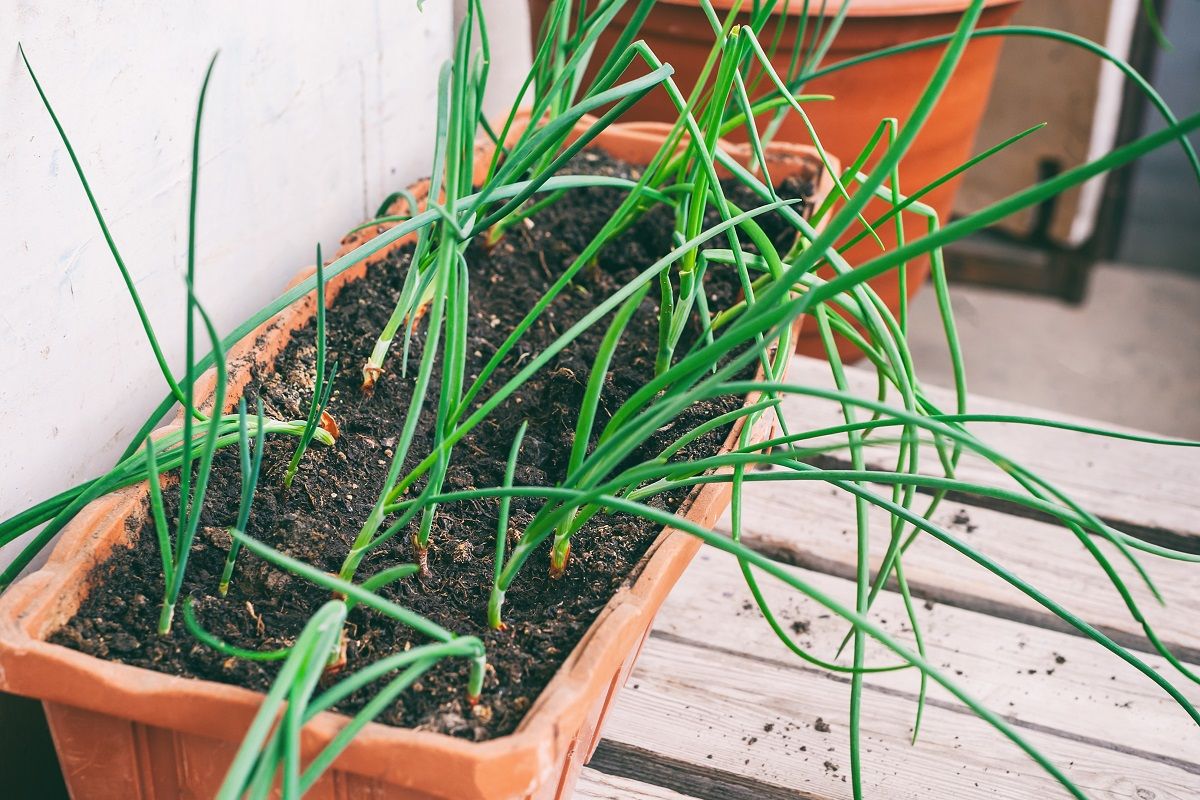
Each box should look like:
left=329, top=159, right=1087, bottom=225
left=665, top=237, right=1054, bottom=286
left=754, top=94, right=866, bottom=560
left=575, top=355, right=1200, bottom=799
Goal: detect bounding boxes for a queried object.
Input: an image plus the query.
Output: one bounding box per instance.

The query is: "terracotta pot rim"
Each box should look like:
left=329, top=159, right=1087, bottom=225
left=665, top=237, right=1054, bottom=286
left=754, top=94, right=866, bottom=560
left=0, top=113, right=837, bottom=797
left=655, top=0, right=1021, bottom=16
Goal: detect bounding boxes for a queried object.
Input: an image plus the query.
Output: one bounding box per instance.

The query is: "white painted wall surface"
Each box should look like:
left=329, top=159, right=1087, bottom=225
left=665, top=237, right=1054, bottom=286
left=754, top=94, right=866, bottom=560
left=456, top=0, right=533, bottom=118
left=0, top=1, right=453, bottom=569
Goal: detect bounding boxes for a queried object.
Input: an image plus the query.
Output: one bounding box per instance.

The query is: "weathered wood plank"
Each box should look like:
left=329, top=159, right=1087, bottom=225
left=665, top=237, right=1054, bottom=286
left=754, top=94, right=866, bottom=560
left=575, top=767, right=699, bottom=800
left=725, top=478, right=1200, bottom=663
left=779, top=355, right=1200, bottom=543
left=653, top=551, right=1200, bottom=767
left=599, top=634, right=1200, bottom=799
left=583, top=363, right=1200, bottom=797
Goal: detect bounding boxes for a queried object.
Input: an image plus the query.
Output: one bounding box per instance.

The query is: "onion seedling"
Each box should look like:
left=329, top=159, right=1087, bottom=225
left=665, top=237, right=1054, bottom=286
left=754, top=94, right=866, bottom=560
left=218, top=398, right=266, bottom=595
left=156, top=286, right=227, bottom=635
left=152, top=47, right=224, bottom=634
left=550, top=286, right=648, bottom=577
left=136, top=283, right=231, bottom=638
left=489, top=420, right=529, bottom=629
left=284, top=245, right=339, bottom=489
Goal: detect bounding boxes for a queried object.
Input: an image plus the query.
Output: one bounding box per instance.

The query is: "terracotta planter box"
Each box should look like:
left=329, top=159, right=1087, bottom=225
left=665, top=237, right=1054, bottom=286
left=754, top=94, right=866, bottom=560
left=0, top=115, right=835, bottom=799
left=529, top=0, right=1021, bottom=357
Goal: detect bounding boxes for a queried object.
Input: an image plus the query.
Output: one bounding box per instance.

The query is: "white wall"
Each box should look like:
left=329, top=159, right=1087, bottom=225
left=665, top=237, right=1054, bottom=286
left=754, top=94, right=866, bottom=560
left=0, top=1, right=453, bottom=569
left=455, top=0, right=533, bottom=119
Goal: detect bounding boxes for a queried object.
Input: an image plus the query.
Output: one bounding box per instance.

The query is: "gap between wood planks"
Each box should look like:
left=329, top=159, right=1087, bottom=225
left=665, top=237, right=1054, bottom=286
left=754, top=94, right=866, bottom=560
left=779, top=356, right=1200, bottom=543
left=727, top=479, right=1200, bottom=666
left=743, top=522, right=1200, bottom=665
left=800, top=453, right=1200, bottom=557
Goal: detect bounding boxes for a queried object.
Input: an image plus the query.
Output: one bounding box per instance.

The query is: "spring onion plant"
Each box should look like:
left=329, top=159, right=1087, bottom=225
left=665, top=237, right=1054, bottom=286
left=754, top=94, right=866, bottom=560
left=6, top=2, right=1200, bottom=798
left=217, top=399, right=266, bottom=596
left=153, top=286, right=227, bottom=634
left=489, top=420, right=529, bottom=628
left=283, top=246, right=339, bottom=489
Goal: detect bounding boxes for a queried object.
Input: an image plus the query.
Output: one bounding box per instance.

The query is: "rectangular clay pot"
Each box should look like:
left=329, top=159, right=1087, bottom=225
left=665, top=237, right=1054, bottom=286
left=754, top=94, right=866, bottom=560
left=0, top=114, right=835, bottom=800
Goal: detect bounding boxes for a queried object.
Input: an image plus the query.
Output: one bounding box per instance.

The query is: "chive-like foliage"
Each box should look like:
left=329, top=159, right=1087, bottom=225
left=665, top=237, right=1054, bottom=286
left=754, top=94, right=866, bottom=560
left=5, top=1, right=1198, bottom=797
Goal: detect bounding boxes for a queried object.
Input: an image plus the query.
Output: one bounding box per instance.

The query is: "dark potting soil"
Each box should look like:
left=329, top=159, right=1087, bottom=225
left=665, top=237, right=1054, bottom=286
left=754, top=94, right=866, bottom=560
left=51, top=151, right=813, bottom=740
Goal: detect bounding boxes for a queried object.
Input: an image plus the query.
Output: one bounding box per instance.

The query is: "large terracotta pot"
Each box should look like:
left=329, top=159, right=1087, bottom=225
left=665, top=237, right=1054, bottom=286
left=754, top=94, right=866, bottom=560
left=529, top=0, right=1022, bottom=357
left=0, top=116, right=835, bottom=799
